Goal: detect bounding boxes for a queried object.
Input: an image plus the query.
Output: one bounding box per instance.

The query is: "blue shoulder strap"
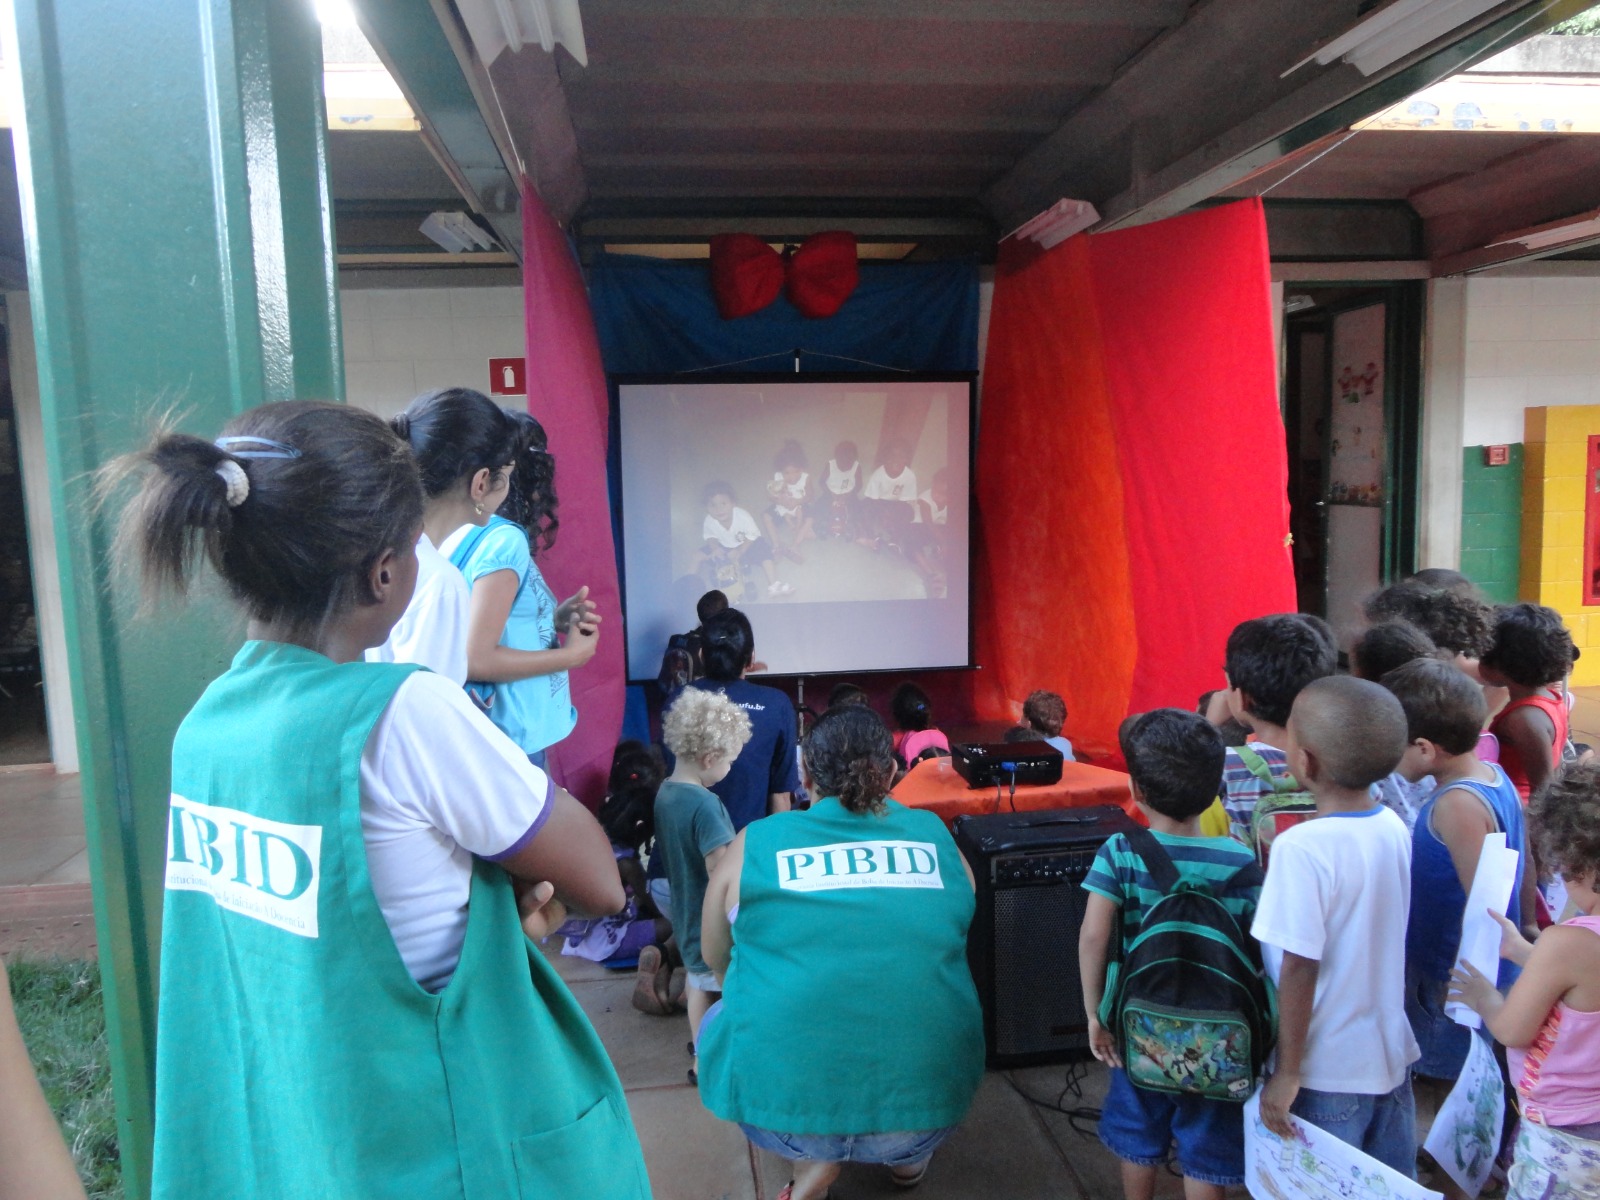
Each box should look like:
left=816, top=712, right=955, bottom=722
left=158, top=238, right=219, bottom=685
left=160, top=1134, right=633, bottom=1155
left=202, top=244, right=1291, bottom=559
left=448, top=523, right=494, bottom=572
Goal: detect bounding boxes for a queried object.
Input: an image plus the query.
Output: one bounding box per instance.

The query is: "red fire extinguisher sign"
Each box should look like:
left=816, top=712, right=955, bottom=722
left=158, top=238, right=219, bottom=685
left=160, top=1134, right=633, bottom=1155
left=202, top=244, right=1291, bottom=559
left=489, top=357, right=527, bottom=397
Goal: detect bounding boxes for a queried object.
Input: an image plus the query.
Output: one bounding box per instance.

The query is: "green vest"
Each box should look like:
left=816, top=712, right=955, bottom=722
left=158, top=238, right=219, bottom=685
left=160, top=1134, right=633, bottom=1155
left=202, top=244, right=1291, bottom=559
left=698, top=797, right=985, bottom=1135
left=152, top=642, right=650, bottom=1200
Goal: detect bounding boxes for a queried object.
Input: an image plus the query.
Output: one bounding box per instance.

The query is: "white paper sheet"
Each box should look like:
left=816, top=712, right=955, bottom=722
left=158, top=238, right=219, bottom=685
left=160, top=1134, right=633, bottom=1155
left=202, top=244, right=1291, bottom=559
left=1422, top=1034, right=1505, bottom=1199
left=1446, top=833, right=1520, bottom=1029
left=1245, top=1091, right=1443, bottom=1200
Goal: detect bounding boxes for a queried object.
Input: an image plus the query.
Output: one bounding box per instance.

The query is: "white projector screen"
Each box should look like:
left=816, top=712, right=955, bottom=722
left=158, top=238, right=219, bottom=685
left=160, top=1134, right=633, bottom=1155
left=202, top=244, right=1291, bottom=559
left=618, top=376, right=973, bottom=679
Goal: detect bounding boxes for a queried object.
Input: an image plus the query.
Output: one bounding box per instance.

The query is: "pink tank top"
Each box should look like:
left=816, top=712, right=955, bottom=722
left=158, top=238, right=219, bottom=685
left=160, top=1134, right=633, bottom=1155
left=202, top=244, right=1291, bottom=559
left=1508, top=914, right=1600, bottom=1127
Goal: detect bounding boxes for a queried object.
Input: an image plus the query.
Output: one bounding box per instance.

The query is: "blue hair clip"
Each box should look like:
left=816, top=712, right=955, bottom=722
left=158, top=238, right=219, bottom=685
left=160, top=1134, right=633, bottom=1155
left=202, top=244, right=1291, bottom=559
left=215, top=436, right=302, bottom=460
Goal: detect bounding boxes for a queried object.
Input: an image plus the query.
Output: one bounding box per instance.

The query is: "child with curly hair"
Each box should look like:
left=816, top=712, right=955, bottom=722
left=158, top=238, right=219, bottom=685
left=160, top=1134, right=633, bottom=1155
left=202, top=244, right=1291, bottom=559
left=656, top=687, right=753, bottom=1079
left=1023, top=690, right=1076, bottom=761
left=1480, top=604, right=1575, bottom=801
left=1450, top=760, right=1600, bottom=1199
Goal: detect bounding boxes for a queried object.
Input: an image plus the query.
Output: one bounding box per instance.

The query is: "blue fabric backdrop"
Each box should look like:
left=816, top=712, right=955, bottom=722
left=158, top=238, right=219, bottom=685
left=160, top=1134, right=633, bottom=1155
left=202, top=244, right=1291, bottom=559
left=587, top=253, right=980, bottom=374
left=585, top=252, right=979, bottom=741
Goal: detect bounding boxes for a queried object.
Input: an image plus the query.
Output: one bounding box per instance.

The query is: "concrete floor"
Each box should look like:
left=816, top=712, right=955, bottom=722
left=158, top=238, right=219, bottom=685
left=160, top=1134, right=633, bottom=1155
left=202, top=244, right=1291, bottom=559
left=542, top=942, right=1245, bottom=1200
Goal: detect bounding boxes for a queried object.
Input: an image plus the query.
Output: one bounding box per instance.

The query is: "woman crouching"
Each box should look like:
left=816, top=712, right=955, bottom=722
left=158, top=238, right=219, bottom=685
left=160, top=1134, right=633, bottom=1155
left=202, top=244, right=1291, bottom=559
left=696, top=705, right=985, bottom=1199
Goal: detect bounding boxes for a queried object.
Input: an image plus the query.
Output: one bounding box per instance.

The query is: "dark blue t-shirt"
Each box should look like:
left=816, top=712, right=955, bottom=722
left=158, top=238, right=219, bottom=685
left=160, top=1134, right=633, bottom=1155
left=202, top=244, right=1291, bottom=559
left=688, top=677, right=800, bottom=831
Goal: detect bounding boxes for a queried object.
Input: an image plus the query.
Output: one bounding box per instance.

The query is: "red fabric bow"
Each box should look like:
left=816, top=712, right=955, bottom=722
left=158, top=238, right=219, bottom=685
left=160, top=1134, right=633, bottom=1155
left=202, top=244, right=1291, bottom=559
left=709, top=231, right=859, bottom=320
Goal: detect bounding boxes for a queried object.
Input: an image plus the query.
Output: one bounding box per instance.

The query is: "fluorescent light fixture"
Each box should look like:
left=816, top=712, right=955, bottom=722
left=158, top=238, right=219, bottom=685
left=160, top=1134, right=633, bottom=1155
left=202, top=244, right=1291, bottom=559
left=1285, top=294, right=1318, bottom=314
left=456, top=0, right=587, bottom=67
left=1005, top=198, right=1101, bottom=250
left=1287, top=0, right=1503, bottom=78
left=420, top=212, right=500, bottom=254
left=1487, top=207, right=1600, bottom=252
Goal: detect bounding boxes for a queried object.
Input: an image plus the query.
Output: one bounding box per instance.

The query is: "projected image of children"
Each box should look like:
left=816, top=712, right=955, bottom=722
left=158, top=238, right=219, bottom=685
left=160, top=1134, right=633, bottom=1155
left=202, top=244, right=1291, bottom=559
left=620, top=380, right=972, bottom=676
left=688, top=433, right=950, bottom=604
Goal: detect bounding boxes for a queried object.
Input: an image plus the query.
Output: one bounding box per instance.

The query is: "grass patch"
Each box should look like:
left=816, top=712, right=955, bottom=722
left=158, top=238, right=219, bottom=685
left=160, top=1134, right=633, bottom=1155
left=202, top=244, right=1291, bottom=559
left=9, top=958, right=122, bottom=1199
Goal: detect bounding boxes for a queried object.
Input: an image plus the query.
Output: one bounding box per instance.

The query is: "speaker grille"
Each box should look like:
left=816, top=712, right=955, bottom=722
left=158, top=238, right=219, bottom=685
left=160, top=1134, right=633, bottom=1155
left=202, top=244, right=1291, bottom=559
left=991, top=870, right=1092, bottom=1059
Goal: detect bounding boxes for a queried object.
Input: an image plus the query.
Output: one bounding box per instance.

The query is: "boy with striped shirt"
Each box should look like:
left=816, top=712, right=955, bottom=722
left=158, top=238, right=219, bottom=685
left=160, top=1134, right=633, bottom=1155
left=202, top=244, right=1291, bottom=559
left=1079, top=709, right=1263, bottom=1200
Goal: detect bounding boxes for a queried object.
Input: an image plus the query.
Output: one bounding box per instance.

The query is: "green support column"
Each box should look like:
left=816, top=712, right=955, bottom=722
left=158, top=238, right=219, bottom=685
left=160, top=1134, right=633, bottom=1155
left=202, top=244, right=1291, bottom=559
left=2, top=2, right=341, bottom=1195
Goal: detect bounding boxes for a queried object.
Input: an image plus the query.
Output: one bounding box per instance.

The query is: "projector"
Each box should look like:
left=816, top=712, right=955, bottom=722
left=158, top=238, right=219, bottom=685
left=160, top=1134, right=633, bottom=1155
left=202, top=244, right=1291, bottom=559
left=951, top=742, right=1064, bottom=790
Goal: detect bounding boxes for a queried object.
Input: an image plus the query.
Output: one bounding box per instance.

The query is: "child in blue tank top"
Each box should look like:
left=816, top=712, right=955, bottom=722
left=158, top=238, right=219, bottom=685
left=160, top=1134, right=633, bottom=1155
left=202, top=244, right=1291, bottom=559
left=1383, top=659, right=1535, bottom=1150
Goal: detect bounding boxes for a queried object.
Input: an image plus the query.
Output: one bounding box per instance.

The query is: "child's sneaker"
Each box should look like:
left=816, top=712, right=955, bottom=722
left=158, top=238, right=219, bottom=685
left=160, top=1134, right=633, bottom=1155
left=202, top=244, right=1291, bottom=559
left=768, top=580, right=794, bottom=596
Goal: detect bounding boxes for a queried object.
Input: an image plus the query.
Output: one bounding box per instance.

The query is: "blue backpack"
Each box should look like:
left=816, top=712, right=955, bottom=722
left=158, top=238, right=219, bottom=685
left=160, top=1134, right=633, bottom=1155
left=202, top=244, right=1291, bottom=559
left=1099, top=827, right=1274, bottom=1102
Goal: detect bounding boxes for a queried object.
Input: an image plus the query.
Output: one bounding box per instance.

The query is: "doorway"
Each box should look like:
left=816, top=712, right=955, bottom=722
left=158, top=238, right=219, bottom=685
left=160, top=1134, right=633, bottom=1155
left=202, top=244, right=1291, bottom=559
left=0, top=312, right=46, bottom=766
left=1282, top=282, right=1422, bottom=631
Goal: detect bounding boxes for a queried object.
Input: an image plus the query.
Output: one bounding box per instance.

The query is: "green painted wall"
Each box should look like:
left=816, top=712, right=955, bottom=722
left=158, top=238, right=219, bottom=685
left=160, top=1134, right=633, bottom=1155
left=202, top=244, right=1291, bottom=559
left=1460, top=444, right=1523, bottom=604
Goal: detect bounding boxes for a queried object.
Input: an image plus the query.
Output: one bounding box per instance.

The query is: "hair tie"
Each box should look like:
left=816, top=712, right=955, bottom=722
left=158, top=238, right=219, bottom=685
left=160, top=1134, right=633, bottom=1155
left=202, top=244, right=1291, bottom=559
left=215, top=435, right=301, bottom=460
left=214, top=459, right=249, bottom=507
left=392, top=414, right=412, bottom=441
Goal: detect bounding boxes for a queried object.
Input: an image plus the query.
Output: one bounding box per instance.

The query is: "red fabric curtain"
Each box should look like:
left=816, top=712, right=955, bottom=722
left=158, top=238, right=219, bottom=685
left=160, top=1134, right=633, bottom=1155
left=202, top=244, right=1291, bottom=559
left=521, top=181, right=623, bottom=804
left=977, top=199, right=1294, bottom=760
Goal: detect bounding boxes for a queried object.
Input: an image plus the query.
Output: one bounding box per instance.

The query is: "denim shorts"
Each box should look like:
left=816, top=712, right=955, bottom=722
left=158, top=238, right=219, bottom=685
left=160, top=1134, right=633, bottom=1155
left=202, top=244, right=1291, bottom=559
left=1406, top=965, right=1472, bottom=1081
left=1291, top=1079, right=1417, bottom=1179
left=1097, top=1067, right=1245, bottom=1186
left=739, top=1124, right=955, bottom=1167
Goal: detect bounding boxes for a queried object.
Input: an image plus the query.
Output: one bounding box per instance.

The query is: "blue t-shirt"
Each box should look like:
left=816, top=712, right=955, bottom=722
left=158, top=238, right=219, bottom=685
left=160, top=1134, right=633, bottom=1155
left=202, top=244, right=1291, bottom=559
left=453, top=516, right=575, bottom=755
left=688, top=678, right=800, bottom=831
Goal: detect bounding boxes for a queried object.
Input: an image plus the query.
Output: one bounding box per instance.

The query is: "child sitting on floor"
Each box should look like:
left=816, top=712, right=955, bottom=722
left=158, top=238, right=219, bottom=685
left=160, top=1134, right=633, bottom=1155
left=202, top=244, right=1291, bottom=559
left=891, top=682, right=950, bottom=766
left=699, top=480, right=792, bottom=600
left=1023, top=690, right=1076, bottom=761
left=655, top=687, right=752, bottom=1082
left=1219, top=613, right=1338, bottom=852
left=1079, top=708, right=1263, bottom=1200
left=761, top=439, right=815, bottom=564
left=1480, top=603, right=1575, bottom=802
left=1450, top=760, right=1600, bottom=1200
left=1255, top=676, right=1419, bottom=1176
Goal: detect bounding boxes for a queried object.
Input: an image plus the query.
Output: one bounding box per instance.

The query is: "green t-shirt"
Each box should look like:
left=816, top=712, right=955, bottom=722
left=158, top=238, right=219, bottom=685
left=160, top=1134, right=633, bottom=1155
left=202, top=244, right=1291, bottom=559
left=654, top=779, right=735, bottom=975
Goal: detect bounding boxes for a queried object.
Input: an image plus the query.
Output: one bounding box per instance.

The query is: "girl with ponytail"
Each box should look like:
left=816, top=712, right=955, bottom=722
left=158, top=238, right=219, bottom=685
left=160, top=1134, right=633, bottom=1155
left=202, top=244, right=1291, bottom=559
left=367, top=386, right=520, bottom=682
left=695, top=705, right=985, bottom=1200
left=110, top=400, right=648, bottom=1200
left=449, top=408, right=599, bottom=767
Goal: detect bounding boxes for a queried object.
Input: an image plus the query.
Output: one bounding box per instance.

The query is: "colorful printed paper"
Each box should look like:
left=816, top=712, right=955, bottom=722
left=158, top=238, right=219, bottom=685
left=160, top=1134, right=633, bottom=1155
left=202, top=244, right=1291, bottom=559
left=1422, top=1033, right=1505, bottom=1198
left=1244, top=1091, right=1442, bottom=1200
left=1446, top=834, right=1520, bottom=1029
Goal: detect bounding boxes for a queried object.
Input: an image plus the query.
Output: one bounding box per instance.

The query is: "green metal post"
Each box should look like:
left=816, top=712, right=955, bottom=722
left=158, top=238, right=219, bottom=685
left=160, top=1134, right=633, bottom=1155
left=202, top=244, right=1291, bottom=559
left=2, top=2, right=341, bottom=1195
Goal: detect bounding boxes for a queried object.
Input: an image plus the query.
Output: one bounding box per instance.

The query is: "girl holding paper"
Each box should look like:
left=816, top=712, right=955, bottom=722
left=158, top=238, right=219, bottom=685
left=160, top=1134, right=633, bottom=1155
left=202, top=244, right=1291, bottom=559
left=1451, top=759, right=1600, bottom=1200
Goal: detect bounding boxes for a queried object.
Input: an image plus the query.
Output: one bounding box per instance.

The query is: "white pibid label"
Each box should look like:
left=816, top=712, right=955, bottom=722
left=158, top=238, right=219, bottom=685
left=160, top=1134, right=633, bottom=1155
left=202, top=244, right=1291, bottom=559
left=165, top=796, right=322, bottom=938
left=776, top=840, right=943, bottom=893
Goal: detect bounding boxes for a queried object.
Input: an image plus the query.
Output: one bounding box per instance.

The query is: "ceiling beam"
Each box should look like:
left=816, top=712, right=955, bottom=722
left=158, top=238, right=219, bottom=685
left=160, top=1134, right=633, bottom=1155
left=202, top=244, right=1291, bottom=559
left=571, top=111, right=1061, bottom=136
left=983, top=0, right=1593, bottom=233
left=567, top=61, right=1113, bottom=89
left=352, top=1, right=523, bottom=257
left=583, top=151, right=1015, bottom=172
left=575, top=0, right=1189, bottom=26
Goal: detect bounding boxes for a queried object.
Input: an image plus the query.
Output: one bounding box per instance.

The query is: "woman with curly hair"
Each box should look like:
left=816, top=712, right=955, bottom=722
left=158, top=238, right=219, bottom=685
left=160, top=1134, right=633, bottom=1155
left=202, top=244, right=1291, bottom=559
left=1480, top=603, right=1576, bottom=801
left=1450, top=759, right=1600, bottom=1199
left=696, top=705, right=985, bottom=1200
left=449, top=410, right=599, bottom=767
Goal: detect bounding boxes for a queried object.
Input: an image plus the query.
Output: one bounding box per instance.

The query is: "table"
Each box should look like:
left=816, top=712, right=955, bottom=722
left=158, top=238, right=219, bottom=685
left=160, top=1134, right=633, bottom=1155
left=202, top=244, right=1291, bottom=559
left=890, top=754, right=1138, bottom=825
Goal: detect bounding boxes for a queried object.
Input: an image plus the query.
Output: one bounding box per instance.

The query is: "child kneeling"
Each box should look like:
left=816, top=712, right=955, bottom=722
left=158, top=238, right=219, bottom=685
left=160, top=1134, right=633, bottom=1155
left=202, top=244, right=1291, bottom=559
left=1080, top=709, right=1266, bottom=1199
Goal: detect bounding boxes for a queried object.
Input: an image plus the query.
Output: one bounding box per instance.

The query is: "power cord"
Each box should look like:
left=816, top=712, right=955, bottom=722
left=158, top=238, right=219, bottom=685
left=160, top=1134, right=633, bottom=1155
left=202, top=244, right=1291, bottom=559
left=1003, top=1061, right=1102, bottom=1137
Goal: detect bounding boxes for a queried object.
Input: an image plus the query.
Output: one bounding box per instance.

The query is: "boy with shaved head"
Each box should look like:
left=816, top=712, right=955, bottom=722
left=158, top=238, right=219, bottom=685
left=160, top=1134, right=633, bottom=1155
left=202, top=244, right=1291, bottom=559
left=1252, top=676, right=1421, bottom=1177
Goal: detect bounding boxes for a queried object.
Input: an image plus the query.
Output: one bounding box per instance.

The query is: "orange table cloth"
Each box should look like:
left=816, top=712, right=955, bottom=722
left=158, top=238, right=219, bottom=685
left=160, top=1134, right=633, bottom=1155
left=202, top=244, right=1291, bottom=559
left=891, top=755, right=1137, bottom=826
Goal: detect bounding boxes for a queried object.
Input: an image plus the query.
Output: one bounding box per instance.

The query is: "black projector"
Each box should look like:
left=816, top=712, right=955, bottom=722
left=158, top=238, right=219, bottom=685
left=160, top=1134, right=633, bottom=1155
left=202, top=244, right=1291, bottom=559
left=951, top=742, right=1064, bottom=790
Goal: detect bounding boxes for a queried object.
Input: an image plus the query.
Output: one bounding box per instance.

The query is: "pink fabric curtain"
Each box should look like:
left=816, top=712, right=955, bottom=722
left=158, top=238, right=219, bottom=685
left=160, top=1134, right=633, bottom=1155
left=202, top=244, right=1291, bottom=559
left=520, top=180, right=623, bottom=805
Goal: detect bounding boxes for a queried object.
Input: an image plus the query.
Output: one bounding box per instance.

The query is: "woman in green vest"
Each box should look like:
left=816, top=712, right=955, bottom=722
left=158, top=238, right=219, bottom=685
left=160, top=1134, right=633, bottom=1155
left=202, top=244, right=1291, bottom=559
left=698, top=705, right=985, bottom=1200
left=110, top=401, right=650, bottom=1200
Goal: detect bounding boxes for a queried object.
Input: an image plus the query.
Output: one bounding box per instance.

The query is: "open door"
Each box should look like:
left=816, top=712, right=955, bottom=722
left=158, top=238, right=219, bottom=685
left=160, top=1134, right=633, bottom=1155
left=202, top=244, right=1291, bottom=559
left=1283, top=283, right=1422, bottom=630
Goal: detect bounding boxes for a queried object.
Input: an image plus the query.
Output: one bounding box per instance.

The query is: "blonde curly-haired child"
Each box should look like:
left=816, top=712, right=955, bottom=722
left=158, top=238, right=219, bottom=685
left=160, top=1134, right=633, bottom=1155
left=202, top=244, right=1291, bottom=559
left=657, top=687, right=753, bottom=1082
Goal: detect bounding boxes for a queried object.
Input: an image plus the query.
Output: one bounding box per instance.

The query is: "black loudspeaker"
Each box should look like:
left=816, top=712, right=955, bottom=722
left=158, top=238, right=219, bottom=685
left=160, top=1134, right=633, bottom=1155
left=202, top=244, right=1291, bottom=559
left=951, top=742, right=1063, bottom=789
left=954, top=805, right=1138, bottom=1068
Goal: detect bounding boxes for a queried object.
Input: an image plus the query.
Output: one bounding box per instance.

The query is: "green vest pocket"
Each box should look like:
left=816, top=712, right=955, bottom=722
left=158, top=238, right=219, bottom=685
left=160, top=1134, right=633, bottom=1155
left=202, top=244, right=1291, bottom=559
left=513, top=1096, right=649, bottom=1200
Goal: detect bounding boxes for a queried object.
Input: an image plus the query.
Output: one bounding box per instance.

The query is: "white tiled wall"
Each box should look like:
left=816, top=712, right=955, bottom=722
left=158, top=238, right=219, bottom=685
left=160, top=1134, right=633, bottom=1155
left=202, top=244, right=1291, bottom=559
left=340, top=285, right=525, bottom=419
left=1463, top=274, right=1600, bottom=446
